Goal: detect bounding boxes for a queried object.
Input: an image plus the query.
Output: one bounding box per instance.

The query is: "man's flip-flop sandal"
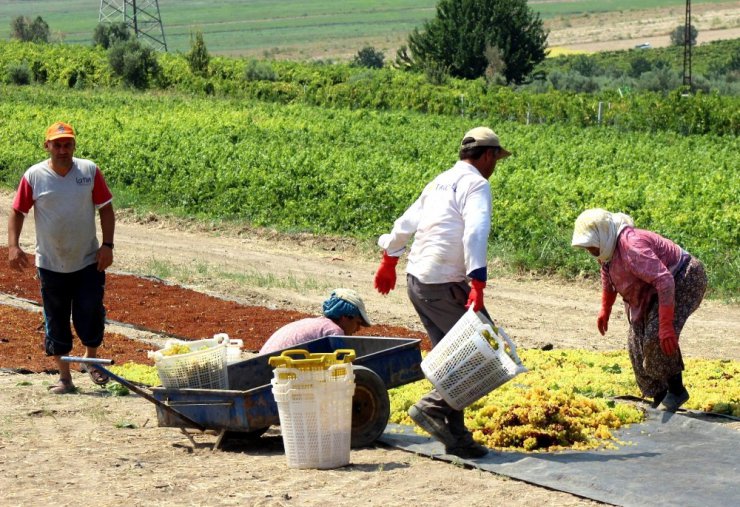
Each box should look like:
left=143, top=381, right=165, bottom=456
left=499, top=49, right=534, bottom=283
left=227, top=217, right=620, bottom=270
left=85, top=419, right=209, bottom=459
left=83, top=364, right=110, bottom=386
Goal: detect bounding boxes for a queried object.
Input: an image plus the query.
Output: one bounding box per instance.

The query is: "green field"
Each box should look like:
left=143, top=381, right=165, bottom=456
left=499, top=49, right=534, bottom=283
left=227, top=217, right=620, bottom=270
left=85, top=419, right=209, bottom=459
left=1, top=85, right=737, bottom=297
left=0, top=0, right=735, bottom=55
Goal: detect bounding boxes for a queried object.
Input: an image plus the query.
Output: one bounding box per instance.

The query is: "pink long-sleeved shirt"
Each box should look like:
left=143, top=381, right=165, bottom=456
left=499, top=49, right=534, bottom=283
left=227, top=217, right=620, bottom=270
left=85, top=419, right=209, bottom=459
left=600, top=227, right=687, bottom=324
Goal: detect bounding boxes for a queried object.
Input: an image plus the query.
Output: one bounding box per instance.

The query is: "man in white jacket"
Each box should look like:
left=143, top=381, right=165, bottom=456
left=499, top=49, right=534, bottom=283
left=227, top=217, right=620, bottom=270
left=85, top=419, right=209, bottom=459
left=373, top=126, right=511, bottom=459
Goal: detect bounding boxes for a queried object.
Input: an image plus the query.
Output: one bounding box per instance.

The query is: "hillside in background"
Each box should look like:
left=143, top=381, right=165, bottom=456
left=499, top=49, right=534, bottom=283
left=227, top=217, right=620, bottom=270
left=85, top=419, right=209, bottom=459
left=0, top=0, right=738, bottom=59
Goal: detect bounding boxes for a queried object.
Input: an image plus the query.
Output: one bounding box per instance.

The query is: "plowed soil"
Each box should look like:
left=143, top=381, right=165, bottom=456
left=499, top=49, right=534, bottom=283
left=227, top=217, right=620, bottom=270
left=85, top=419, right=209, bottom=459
left=0, top=246, right=426, bottom=373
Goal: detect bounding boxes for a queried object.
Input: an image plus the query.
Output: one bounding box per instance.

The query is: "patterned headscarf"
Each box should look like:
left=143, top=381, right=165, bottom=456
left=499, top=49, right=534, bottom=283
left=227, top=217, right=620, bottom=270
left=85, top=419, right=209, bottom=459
left=571, top=208, right=635, bottom=262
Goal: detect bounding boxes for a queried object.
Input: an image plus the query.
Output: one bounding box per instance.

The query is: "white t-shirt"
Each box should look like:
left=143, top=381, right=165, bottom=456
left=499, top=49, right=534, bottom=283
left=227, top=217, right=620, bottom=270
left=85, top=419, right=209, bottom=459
left=13, top=158, right=113, bottom=273
left=378, top=161, right=491, bottom=284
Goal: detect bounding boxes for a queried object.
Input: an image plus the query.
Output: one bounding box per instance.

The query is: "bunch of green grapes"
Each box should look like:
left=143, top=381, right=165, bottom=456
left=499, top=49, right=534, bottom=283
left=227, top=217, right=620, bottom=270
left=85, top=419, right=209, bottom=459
left=109, top=362, right=161, bottom=386
left=683, top=358, right=740, bottom=417
left=161, top=344, right=192, bottom=357
left=467, top=388, right=643, bottom=452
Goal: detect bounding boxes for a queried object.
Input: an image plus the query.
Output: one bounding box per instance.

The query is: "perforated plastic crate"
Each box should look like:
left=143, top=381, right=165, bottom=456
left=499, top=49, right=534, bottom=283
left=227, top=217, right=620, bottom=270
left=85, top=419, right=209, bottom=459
left=150, top=337, right=229, bottom=390
left=421, top=308, right=527, bottom=410
left=269, top=349, right=356, bottom=469
left=273, top=381, right=355, bottom=469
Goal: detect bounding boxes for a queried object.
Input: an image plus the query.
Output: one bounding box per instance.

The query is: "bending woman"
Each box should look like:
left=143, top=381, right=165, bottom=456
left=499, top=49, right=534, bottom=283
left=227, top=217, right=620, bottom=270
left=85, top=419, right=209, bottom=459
left=571, top=208, right=707, bottom=412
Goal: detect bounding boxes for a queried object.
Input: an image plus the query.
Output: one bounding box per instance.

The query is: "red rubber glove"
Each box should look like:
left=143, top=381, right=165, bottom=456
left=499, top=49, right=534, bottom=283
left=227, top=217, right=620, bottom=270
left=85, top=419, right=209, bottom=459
left=597, top=289, right=618, bottom=336
left=374, top=252, right=399, bottom=295
left=466, top=279, right=486, bottom=312
left=658, top=304, right=678, bottom=356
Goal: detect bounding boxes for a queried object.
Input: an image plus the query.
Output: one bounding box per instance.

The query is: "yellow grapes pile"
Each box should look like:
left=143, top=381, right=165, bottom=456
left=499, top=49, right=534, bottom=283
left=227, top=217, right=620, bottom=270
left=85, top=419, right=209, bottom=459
left=161, top=343, right=192, bottom=356
left=109, top=362, right=161, bottom=386
left=389, top=348, right=739, bottom=452
left=467, top=388, right=641, bottom=451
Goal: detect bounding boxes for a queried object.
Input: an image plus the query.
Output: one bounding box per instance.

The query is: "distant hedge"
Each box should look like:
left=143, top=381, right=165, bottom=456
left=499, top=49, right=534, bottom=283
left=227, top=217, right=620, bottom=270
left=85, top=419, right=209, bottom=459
left=0, top=40, right=737, bottom=136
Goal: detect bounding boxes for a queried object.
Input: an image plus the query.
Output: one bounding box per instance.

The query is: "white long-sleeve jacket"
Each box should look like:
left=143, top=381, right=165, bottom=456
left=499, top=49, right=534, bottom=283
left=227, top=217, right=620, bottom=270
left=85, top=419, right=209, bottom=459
left=378, top=161, right=491, bottom=284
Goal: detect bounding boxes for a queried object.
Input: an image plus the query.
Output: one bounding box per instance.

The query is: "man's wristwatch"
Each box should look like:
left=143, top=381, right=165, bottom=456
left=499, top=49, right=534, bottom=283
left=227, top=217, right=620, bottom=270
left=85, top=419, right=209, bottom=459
left=102, top=242, right=114, bottom=249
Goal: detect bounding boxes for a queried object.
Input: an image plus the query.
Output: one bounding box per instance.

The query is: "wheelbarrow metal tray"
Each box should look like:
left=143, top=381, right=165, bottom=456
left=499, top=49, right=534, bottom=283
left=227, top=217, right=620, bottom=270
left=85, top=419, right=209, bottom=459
left=227, top=335, right=424, bottom=391
left=150, top=386, right=279, bottom=432
left=152, top=336, right=422, bottom=433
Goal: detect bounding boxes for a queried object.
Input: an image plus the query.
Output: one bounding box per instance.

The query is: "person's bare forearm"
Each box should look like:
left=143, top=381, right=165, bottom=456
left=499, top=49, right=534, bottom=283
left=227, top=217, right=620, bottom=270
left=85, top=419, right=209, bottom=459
left=98, top=203, right=115, bottom=244
left=8, top=209, right=24, bottom=247
left=8, top=209, right=29, bottom=270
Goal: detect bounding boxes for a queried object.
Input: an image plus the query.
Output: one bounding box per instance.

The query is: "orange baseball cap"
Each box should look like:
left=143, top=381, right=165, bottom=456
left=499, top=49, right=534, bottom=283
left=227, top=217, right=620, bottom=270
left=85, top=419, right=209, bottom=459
left=45, top=122, right=76, bottom=141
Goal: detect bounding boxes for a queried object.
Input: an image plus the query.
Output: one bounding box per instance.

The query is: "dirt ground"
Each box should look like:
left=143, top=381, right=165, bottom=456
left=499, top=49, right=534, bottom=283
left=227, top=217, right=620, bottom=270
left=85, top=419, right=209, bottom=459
left=546, top=2, right=740, bottom=52
left=0, top=178, right=738, bottom=506
left=260, top=3, right=740, bottom=60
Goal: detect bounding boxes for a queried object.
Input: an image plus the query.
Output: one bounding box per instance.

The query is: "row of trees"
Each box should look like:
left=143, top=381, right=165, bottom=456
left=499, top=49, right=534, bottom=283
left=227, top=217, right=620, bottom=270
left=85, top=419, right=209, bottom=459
left=6, top=1, right=708, bottom=88
left=8, top=0, right=548, bottom=85
left=10, top=16, right=49, bottom=43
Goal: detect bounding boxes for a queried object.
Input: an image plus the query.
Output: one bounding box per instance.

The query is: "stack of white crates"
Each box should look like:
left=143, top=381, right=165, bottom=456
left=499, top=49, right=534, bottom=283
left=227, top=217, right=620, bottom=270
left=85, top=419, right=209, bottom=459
left=269, top=349, right=356, bottom=469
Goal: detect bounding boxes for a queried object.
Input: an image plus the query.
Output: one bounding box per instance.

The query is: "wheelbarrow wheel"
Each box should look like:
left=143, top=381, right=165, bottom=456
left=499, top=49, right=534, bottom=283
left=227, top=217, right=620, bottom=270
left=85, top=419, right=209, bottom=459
left=351, top=366, right=390, bottom=448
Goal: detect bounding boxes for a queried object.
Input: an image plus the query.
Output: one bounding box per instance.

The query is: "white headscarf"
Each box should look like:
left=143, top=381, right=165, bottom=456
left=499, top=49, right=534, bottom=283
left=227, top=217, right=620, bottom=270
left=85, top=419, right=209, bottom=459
left=571, top=208, right=635, bottom=262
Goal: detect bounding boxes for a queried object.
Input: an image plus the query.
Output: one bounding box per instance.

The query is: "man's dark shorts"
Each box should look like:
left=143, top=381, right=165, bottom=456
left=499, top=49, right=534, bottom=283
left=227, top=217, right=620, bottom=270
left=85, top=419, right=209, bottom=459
left=38, top=263, right=106, bottom=356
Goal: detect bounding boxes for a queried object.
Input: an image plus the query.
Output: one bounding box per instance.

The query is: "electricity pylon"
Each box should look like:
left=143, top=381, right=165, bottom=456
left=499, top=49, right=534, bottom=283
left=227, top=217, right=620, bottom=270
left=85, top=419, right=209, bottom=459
left=99, top=0, right=167, bottom=52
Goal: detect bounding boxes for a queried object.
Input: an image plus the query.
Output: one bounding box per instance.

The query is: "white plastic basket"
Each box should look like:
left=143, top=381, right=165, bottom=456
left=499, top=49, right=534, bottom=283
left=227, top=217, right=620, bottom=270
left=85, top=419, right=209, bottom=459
left=268, top=350, right=356, bottom=469
left=273, top=381, right=355, bottom=469
left=421, top=308, right=527, bottom=410
left=213, top=333, right=244, bottom=364
left=148, top=337, right=229, bottom=390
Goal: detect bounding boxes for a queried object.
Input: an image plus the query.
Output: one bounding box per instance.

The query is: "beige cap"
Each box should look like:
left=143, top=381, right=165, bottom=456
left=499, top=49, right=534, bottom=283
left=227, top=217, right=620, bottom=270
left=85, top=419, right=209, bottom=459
left=332, top=288, right=372, bottom=326
left=461, top=127, right=511, bottom=158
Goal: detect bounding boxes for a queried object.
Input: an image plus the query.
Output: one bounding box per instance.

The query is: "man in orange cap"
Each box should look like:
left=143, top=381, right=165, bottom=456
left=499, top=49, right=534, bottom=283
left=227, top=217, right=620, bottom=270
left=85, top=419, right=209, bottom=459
left=7, top=122, right=116, bottom=393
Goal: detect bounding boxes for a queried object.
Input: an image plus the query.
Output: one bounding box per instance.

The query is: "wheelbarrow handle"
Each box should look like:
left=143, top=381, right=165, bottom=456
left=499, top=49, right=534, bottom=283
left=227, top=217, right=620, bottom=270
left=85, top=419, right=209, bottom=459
left=61, top=356, right=114, bottom=366
left=60, top=356, right=206, bottom=432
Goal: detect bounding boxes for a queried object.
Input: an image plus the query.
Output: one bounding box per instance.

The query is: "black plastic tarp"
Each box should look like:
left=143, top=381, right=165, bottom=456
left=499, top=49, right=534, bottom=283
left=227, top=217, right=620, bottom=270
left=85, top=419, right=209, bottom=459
left=380, top=409, right=739, bottom=507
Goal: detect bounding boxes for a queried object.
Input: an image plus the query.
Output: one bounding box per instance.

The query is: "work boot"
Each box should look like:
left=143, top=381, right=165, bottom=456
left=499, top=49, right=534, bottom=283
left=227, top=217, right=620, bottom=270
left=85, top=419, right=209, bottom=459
left=445, top=440, right=489, bottom=459
left=445, top=409, right=489, bottom=459
left=651, top=389, right=668, bottom=409
left=447, top=409, right=468, bottom=437
left=408, top=404, right=456, bottom=447
left=659, top=387, right=689, bottom=412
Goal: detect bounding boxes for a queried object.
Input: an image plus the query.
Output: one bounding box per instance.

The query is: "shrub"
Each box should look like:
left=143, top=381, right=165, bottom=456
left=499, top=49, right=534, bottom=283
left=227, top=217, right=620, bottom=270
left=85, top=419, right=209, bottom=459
left=244, top=60, right=276, bottom=82
left=353, top=46, right=384, bottom=69
left=10, top=16, right=50, bottom=43
left=628, top=57, right=652, bottom=78
left=6, top=61, right=31, bottom=85
left=93, top=22, right=131, bottom=49
left=635, top=67, right=682, bottom=92
left=423, top=60, right=449, bottom=85
left=108, top=40, right=160, bottom=89
left=484, top=44, right=507, bottom=86
left=187, top=30, right=210, bottom=77
left=670, top=24, right=698, bottom=46
left=570, top=54, right=601, bottom=77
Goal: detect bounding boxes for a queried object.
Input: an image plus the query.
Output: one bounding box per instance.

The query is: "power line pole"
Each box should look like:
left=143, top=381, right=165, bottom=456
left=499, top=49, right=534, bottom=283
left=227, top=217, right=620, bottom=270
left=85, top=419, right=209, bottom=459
left=682, top=0, right=692, bottom=89
left=99, top=0, right=167, bottom=52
